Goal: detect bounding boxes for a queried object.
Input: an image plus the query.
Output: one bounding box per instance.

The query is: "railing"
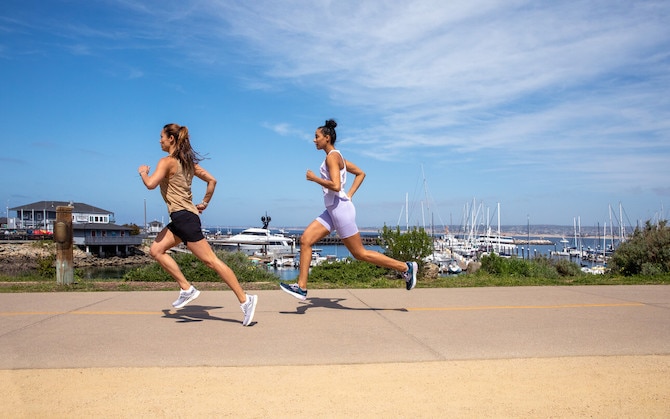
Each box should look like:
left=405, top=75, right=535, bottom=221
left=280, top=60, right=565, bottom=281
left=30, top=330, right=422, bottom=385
left=0, top=233, right=53, bottom=241
left=81, top=236, right=144, bottom=245
left=291, top=234, right=380, bottom=246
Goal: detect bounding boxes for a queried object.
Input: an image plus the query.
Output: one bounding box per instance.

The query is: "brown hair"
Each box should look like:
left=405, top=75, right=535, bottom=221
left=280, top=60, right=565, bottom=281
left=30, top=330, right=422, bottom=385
left=162, top=123, right=203, bottom=176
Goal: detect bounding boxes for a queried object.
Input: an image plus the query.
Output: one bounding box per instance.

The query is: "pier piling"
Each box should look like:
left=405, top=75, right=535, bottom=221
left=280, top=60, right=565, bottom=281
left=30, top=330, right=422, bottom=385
left=54, top=206, right=74, bottom=285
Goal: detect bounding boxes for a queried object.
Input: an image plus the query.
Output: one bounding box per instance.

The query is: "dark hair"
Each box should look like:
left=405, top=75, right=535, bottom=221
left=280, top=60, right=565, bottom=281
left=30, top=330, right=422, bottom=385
left=319, top=119, right=337, bottom=145
left=163, top=123, right=203, bottom=176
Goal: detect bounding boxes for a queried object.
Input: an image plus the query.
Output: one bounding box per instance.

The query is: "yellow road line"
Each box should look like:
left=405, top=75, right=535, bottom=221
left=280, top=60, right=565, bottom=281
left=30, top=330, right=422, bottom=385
left=406, top=302, right=645, bottom=311
left=0, top=311, right=162, bottom=316
left=75, top=311, right=161, bottom=315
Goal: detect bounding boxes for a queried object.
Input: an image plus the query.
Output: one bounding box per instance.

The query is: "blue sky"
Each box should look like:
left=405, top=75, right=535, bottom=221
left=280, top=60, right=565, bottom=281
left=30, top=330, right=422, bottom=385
left=1, top=1, right=669, bottom=230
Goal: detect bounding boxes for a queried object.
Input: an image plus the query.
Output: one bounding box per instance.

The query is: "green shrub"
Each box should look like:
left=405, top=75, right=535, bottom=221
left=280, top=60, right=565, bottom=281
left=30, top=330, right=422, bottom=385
left=308, top=258, right=389, bottom=286
left=640, top=262, right=663, bottom=276
left=554, top=258, right=582, bottom=276
left=36, top=254, right=56, bottom=278
left=610, top=220, right=670, bottom=276
left=123, top=251, right=279, bottom=282
left=478, top=253, right=581, bottom=279
left=379, top=225, right=433, bottom=271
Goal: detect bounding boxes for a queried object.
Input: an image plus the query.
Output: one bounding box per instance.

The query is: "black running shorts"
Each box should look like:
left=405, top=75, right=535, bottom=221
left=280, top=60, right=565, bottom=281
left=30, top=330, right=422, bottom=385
left=166, top=210, right=205, bottom=244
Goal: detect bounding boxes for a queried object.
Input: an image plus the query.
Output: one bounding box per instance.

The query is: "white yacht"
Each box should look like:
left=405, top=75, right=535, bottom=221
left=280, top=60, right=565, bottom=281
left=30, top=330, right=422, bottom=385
left=477, top=233, right=517, bottom=255
left=210, top=227, right=294, bottom=256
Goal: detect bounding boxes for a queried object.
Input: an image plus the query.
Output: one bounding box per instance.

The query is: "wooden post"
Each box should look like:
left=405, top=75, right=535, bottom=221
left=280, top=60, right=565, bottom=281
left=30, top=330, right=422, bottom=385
left=54, top=206, right=74, bottom=285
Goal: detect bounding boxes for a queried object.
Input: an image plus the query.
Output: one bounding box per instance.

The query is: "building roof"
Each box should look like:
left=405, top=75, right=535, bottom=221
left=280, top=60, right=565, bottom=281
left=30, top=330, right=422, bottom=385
left=9, top=201, right=113, bottom=215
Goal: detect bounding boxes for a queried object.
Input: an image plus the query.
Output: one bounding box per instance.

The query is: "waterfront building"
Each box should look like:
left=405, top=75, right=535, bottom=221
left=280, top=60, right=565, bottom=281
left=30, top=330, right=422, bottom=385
left=147, top=220, right=164, bottom=235
left=7, top=201, right=143, bottom=257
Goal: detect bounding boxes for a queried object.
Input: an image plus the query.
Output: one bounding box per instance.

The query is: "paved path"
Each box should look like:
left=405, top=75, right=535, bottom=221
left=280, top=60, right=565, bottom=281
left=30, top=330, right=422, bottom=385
left=2, top=285, right=669, bottom=417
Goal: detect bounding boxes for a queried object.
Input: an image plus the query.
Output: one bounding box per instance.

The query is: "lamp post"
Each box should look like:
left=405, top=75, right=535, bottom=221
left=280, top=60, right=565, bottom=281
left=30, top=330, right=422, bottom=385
left=5, top=198, right=16, bottom=229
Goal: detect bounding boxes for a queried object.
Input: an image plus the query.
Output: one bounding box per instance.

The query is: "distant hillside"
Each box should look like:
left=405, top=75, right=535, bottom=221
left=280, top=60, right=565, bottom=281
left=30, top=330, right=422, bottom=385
left=360, top=224, right=633, bottom=238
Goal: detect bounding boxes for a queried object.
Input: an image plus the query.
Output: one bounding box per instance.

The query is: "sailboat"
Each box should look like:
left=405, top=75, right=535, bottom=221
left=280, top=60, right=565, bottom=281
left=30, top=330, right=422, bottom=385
left=551, top=237, right=571, bottom=256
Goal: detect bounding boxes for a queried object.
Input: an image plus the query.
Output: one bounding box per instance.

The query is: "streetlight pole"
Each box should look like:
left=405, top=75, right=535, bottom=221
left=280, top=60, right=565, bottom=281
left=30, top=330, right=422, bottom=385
left=5, top=199, right=9, bottom=226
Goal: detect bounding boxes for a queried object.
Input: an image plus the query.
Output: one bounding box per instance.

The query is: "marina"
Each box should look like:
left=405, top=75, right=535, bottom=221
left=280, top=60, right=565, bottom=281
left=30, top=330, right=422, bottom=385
left=204, top=226, right=621, bottom=280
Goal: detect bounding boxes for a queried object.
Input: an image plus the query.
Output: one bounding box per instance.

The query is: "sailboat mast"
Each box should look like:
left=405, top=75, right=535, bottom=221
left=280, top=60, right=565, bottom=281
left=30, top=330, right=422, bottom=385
left=405, top=193, right=409, bottom=232
left=603, top=222, right=607, bottom=259
left=609, top=205, right=614, bottom=251
left=421, top=201, right=425, bottom=230
left=421, top=164, right=428, bottom=231
left=497, top=202, right=501, bottom=254
left=619, top=202, right=626, bottom=243
left=578, top=216, right=581, bottom=255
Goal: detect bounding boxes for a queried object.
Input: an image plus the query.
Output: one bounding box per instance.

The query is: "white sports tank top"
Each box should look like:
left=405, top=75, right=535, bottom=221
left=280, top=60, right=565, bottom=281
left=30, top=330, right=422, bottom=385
left=320, top=150, right=349, bottom=206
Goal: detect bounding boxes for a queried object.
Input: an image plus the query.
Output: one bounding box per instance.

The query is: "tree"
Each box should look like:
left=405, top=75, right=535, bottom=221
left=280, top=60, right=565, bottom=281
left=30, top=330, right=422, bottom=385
left=609, top=220, right=670, bottom=276
left=123, top=223, right=141, bottom=235
left=379, top=225, right=433, bottom=264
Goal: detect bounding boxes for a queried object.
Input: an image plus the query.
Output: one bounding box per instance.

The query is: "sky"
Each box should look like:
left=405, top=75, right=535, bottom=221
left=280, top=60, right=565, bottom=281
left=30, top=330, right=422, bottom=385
left=1, top=0, right=669, bottom=231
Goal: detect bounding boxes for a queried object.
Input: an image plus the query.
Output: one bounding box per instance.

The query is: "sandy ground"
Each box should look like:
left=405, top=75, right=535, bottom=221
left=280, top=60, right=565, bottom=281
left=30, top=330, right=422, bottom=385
left=3, top=355, right=669, bottom=418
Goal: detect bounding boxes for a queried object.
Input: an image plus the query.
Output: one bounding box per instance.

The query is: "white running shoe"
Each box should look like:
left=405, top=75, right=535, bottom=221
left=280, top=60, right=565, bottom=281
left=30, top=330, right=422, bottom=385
left=241, top=294, right=258, bottom=326
left=172, top=286, right=200, bottom=308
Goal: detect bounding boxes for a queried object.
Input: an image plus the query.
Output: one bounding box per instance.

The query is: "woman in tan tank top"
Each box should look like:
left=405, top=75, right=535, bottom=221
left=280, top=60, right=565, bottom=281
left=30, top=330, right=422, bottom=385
left=138, top=123, right=257, bottom=326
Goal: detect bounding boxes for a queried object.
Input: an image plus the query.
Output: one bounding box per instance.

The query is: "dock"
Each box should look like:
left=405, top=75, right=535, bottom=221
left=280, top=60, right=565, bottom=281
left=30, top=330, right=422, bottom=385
left=290, top=234, right=381, bottom=246
left=513, top=239, right=554, bottom=245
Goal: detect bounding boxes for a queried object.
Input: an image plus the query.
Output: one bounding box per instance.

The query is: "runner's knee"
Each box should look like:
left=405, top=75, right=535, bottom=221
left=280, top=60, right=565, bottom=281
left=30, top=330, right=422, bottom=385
left=300, top=235, right=317, bottom=247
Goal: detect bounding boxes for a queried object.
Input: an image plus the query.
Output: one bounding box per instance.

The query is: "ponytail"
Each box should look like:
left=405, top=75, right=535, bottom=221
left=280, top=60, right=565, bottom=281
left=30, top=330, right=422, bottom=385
left=163, top=123, right=203, bottom=176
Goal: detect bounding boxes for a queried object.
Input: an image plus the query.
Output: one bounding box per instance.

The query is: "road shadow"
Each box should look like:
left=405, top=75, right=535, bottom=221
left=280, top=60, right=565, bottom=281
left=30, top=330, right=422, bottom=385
left=162, top=305, right=254, bottom=326
left=280, top=297, right=408, bottom=315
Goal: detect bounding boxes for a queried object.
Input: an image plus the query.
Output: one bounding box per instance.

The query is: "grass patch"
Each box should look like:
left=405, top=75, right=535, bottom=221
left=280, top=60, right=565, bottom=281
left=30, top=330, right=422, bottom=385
left=2, top=252, right=670, bottom=293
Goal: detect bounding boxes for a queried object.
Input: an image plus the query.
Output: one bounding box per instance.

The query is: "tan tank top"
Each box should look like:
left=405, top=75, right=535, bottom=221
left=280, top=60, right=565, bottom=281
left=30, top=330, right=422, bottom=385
left=159, top=160, right=199, bottom=215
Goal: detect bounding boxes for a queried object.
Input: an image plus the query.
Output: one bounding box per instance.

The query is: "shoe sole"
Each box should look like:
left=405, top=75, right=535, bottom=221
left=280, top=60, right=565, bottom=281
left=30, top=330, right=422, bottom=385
left=406, top=262, right=418, bottom=290
left=280, top=284, right=307, bottom=300
left=172, top=289, right=200, bottom=309
left=242, top=295, right=257, bottom=327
